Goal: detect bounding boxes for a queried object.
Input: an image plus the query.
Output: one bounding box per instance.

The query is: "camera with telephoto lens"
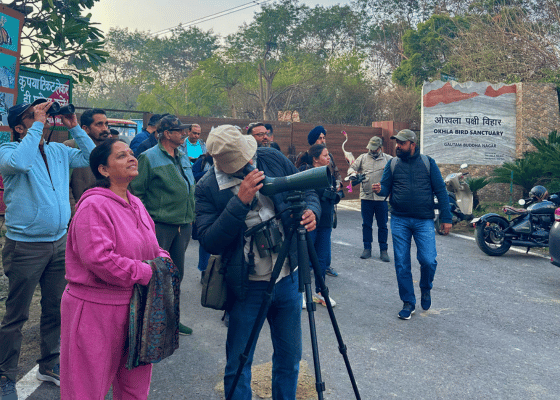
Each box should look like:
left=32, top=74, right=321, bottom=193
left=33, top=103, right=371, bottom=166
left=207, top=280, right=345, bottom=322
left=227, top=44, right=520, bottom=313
left=46, top=102, right=75, bottom=116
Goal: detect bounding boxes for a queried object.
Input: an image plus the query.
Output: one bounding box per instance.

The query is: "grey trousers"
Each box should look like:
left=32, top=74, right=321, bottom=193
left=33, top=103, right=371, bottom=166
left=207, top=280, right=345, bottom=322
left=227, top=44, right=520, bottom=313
left=0, top=235, right=67, bottom=381
left=154, top=222, right=192, bottom=282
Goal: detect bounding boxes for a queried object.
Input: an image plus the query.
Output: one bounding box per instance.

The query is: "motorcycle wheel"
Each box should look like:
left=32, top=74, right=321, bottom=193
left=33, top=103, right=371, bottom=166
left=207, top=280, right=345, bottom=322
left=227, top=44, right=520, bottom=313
left=434, top=214, right=445, bottom=235
left=475, top=216, right=512, bottom=256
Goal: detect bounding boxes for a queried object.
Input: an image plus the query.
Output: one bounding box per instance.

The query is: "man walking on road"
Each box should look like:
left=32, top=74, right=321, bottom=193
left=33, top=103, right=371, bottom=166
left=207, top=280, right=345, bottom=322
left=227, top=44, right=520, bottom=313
left=348, top=136, right=393, bottom=261
left=0, top=99, right=95, bottom=399
left=373, top=129, right=452, bottom=320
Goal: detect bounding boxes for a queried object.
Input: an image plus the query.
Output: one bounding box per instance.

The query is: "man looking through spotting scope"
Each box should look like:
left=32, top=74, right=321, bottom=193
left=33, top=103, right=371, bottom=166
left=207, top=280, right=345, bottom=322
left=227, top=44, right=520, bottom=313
left=195, top=125, right=320, bottom=400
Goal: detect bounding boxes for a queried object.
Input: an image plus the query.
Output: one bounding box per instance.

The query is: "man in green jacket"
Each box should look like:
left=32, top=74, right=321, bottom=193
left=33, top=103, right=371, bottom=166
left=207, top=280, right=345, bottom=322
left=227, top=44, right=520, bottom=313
left=130, top=114, right=196, bottom=335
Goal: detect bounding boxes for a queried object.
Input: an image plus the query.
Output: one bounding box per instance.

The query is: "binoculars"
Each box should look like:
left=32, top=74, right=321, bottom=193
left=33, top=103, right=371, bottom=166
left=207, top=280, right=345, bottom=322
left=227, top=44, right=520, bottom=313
left=47, top=102, right=75, bottom=116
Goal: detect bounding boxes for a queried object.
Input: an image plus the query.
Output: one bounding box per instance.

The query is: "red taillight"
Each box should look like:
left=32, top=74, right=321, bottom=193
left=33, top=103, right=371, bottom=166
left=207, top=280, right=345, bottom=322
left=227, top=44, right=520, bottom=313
left=555, top=208, right=560, bottom=222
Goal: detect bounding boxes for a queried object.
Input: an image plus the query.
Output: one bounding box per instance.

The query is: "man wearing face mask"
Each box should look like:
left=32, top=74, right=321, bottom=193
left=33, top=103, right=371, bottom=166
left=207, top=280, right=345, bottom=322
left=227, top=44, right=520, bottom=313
left=372, top=129, right=452, bottom=320
left=348, top=136, right=393, bottom=262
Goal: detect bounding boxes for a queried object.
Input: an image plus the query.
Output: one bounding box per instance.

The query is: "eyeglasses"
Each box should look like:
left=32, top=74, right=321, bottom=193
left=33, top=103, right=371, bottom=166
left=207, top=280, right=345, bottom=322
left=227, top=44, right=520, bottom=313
left=252, top=132, right=269, bottom=138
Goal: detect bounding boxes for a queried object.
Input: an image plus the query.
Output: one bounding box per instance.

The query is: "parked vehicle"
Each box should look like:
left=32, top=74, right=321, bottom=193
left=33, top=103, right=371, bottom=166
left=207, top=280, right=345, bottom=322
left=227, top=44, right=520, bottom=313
left=434, top=164, right=474, bottom=234
left=472, top=185, right=560, bottom=256
left=549, top=207, right=560, bottom=267
left=107, top=118, right=138, bottom=144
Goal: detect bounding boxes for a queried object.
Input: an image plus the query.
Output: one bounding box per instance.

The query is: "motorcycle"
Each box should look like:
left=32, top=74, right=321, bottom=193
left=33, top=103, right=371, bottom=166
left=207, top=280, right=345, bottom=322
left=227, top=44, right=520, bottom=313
left=472, top=186, right=560, bottom=256
left=434, top=163, right=474, bottom=235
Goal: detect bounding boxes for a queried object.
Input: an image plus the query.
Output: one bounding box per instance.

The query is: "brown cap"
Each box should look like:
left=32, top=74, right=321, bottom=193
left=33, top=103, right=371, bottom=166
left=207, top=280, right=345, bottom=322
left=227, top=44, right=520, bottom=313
left=207, top=125, right=257, bottom=174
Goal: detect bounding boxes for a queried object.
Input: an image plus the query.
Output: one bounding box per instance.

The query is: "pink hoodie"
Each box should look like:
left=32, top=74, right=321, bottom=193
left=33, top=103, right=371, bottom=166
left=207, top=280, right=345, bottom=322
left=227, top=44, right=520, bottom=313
left=65, top=187, right=169, bottom=304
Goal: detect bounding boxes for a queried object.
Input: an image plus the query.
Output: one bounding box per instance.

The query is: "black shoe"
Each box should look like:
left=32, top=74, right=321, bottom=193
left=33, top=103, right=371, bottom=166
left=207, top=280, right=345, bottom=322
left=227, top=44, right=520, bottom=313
left=360, top=249, right=371, bottom=259
left=200, top=270, right=205, bottom=285
left=380, top=250, right=390, bottom=262
left=398, top=303, right=415, bottom=320
left=421, top=291, right=431, bottom=310
left=1, top=376, right=17, bottom=400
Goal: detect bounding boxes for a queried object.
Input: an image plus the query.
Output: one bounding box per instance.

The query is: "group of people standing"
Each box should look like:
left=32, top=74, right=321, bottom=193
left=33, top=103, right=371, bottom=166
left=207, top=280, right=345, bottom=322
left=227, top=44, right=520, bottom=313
left=0, top=98, right=452, bottom=400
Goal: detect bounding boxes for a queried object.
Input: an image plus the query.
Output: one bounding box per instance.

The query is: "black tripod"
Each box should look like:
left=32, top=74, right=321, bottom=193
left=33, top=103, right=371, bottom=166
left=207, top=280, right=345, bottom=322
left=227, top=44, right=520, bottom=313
left=226, top=192, right=361, bottom=400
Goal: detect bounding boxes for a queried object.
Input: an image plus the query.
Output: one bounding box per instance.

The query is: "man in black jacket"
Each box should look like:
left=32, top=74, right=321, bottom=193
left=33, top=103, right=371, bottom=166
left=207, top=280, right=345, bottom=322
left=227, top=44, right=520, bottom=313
left=373, top=129, right=452, bottom=320
left=195, top=125, right=320, bottom=400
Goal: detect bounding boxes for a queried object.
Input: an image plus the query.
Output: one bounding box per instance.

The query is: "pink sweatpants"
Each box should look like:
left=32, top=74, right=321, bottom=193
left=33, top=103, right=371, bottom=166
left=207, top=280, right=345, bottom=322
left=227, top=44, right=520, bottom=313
left=60, top=290, right=152, bottom=400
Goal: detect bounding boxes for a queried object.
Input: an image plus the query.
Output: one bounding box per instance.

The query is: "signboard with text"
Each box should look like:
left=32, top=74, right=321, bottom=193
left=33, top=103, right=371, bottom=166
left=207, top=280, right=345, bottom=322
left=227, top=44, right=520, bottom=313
left=0, top=5, right=24, bottom=142
left=421, top=81, right=517, bottom=165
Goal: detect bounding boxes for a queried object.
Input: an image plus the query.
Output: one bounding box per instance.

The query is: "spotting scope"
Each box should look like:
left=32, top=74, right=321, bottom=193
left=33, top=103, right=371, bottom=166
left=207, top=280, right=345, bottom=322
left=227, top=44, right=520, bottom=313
left=243, top=163, right=331, bottom=196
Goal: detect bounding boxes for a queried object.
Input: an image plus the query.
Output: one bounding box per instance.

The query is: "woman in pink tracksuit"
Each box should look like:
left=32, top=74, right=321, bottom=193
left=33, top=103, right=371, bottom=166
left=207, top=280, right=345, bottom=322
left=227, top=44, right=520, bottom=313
left=60, top=139, right=170, bottom=400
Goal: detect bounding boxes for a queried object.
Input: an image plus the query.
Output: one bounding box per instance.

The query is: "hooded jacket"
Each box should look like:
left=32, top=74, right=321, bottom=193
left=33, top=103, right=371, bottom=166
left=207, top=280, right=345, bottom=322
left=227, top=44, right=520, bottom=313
left=65, top=187, right=169, bottom=305
left=0, top=122, right=95, bottom=242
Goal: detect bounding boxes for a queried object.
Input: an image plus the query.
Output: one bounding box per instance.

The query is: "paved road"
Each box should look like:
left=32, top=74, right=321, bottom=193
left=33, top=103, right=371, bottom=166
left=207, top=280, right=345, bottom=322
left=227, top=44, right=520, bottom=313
left=21, top=206, right=560, bottom=399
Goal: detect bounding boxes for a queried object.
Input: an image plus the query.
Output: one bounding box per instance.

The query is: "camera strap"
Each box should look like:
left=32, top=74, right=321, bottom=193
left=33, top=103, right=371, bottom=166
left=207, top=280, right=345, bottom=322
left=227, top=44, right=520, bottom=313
left=247, top=235, right=256, bottom=275
left=45, top=123, right=56, bottom=145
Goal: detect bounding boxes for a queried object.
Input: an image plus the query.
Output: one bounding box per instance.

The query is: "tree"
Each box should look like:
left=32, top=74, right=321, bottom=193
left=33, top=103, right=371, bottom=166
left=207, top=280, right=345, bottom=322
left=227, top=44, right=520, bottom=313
left=227, top=0, right=309, bottom=120
left=392, top=14, right=468, bottom=87
left=8, top=0, right=108, bottom=83
left=447, top=6, right=560, bottom=83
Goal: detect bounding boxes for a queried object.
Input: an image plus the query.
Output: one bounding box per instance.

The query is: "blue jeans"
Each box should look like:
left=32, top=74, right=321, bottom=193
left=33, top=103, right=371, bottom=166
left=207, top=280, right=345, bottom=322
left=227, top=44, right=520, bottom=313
left=309, top=227, right=331, bottom=293
left=361, top=200, right=388, bottom=251
left=224, top=272, right=302, bottom=400
left=197, top=243, right=211, bottom=272
left=390, top=215, right=437, bottom=305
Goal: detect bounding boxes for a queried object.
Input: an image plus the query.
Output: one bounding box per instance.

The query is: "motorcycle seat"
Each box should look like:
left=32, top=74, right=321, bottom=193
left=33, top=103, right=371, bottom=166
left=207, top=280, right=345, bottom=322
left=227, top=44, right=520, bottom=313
left=503, top=206, right=527, bottom=215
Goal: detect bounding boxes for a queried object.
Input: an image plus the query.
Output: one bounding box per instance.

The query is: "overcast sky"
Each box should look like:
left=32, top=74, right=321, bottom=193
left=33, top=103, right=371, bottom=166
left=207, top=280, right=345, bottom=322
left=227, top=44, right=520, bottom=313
left=90, top=0, right=352, bottom=38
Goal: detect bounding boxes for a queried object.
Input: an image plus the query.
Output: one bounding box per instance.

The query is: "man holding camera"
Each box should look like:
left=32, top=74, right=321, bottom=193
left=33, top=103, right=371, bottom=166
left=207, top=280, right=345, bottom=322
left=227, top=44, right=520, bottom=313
left=195, top=125, right=320, bottom=400
left=348, top=136, right=393, bottom=262
left=0, top=99, right=95, bottom=397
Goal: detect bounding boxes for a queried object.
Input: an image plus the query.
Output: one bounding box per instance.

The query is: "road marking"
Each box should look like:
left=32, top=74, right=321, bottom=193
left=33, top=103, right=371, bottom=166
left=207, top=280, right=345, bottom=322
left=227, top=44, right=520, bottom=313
left=450, top=233, right=550, bottom=259
left=337, top=203, right=361, bottom=211
left=17, top=364, right=40, bottom=399
left=332, top=240, right=354, bottom=247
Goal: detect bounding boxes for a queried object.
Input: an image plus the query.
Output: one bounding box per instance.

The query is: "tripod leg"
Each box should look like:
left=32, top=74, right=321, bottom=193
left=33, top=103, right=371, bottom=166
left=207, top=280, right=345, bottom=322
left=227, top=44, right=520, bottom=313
left=297, top=226, right=325, bottom=400
left=306, top=231, right=362, bottom=400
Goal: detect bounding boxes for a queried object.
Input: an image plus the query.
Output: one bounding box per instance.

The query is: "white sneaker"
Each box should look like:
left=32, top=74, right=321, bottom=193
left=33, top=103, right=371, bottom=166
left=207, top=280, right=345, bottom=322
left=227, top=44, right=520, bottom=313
left=313, top=293, right=336, bottom=307
left=302, top=296, right=306, bottom=309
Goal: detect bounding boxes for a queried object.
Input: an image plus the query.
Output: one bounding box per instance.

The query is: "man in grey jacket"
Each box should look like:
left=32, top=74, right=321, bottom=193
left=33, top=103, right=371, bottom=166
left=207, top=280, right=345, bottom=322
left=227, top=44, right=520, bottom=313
left=348, top=136, right=393, bottom=261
